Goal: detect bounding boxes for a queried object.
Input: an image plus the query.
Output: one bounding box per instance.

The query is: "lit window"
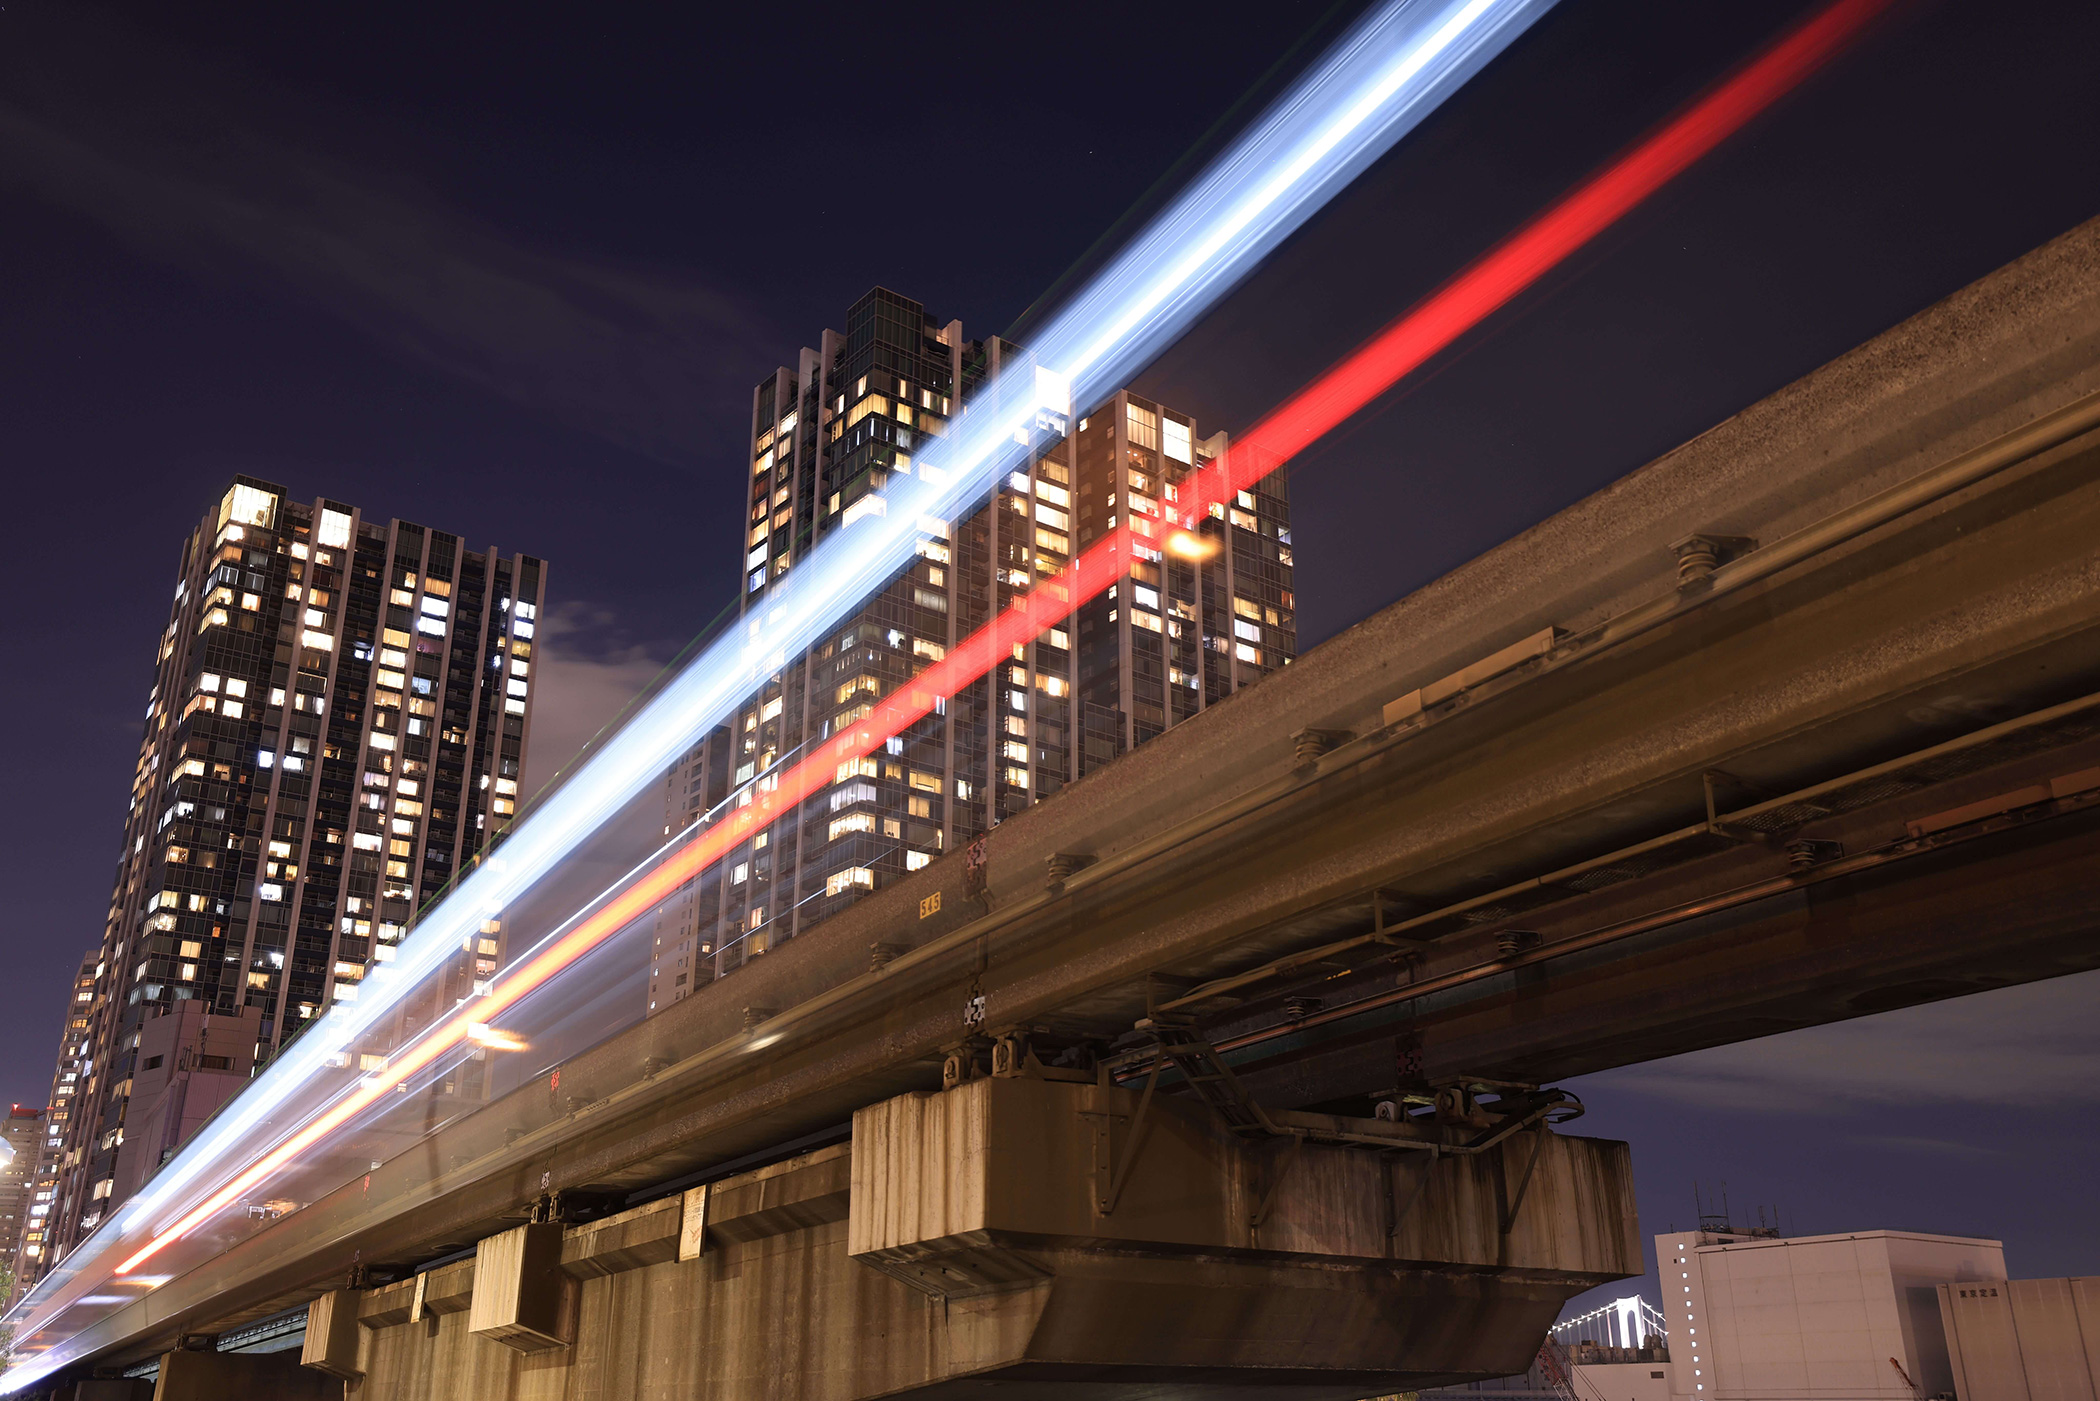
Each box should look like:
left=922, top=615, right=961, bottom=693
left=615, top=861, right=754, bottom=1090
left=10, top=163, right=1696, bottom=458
left=317, top=508, right=353, bottom=548
left=825, top=867, right=874, bottom=897
left=828, top=813, right=876, bottom=841
left=220, top=482, right=276, bottom=530
left=1162, top=417, right=1193, bottom=464
left=830, top=781, right=879, bottom=811
left=1125, top=402, right=1159, bottom=450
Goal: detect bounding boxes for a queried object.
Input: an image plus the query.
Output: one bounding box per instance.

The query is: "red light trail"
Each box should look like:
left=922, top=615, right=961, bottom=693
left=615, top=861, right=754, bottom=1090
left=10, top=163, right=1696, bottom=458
left=115, top=0, right=1895, bottom=1275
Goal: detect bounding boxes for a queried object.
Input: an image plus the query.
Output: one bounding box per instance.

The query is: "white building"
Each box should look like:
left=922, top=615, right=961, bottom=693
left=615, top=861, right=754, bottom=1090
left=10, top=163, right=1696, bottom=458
left=1657, top=1227, right=2005, bottom=1399
left=1938, top=1275, right=2100, bottom=1399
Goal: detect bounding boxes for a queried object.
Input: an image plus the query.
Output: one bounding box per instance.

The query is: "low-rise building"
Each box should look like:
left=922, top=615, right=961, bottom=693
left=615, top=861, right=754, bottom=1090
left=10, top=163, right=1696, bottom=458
left=1938, top=1274, right=2100, bottom=1399
left=1657, top=1226, right=2004, bottom=1399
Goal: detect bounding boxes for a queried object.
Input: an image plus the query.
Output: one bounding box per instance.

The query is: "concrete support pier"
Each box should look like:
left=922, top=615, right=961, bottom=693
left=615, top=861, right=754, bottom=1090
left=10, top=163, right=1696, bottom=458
left=310, top=1076, right=1639, bottom=1401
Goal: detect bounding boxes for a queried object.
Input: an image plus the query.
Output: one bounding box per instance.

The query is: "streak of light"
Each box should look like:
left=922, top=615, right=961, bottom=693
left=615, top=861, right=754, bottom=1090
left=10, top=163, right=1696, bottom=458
left=1163, top=529, right=1222, bottom=561
left=82, top=0, right=1555, bottom=1291
left=466, top=1024, right=530, bottom=1052
left=110, top=0, right=1890, bottom=1281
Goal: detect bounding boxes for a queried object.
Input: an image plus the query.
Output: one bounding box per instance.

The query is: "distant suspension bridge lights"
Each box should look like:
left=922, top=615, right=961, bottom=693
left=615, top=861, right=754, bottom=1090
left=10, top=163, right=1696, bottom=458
left=1551, top=1293, right=1672, bottom=1350
left=113, top=0, right=1897, bottom=1285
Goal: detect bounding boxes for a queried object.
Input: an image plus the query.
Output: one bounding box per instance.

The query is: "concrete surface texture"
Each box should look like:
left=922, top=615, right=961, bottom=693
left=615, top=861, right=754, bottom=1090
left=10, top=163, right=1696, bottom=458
left=309, top=1076, right=1638, bottom=1401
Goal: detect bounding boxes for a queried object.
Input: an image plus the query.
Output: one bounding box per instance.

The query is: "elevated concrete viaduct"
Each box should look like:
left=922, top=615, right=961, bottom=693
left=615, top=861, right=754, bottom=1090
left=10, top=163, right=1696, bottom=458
left=26, top=214, right=2100, bottom=1400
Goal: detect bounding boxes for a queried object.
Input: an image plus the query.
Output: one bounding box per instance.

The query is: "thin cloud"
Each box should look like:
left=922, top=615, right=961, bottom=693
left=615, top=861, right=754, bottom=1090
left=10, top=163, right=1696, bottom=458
left=1844, top=1135, right=2002, bottom=1160
left=1579, top=971, right=2100, bottom=1113
left=521, top=602, right=673, bottom=800
left=0, top=9, right=776, bottom=466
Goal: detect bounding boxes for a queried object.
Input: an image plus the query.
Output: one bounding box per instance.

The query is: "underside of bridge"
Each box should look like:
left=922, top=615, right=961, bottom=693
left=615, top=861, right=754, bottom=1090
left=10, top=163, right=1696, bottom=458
left=25, top=214, right=2100, bottom=1401
left=264, top=1076, right=1633, bottom=1401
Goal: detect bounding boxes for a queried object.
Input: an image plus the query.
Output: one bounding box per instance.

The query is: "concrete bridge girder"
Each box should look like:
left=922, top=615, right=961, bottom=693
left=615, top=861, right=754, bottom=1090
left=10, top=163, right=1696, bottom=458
left=267, top=1077, right=1636, bottom=1401
left=34, top=195, right=2100, bottom=1401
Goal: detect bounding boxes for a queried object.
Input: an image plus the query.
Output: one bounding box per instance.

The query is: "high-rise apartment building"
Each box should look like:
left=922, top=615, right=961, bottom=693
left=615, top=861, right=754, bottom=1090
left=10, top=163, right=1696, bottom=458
left=0, top=1106, right=47, bottom=1304
left=13, top=953, right=96, bottom=1295
left=648, top=288, right=1295, bottom=1010
left=46, top=478, right=545, bottom=1263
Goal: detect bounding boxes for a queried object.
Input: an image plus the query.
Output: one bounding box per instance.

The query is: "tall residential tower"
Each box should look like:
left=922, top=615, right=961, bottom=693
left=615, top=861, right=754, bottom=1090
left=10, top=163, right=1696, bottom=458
left=11, top=953, right=95, bottom=1295
left=648, top=288, right=1295, bottom=1010
left=47, top=478, right=544, bottom=1262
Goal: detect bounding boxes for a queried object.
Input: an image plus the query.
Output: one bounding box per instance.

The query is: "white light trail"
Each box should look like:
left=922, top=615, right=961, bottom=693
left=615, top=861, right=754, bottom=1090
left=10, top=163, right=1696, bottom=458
left=128, top=0, right=1552, bottom=1236
left=4, top=0, right=1552, bottom=1383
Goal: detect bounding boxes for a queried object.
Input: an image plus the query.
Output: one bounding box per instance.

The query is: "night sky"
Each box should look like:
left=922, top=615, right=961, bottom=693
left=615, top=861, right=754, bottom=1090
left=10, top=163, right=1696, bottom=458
left=4, top=0, right=2097, bottom=1319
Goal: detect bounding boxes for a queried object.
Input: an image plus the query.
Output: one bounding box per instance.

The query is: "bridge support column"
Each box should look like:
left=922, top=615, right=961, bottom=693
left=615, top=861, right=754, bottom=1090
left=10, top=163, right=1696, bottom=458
left=325, top=1075, right=1637, bottom=1400
left=848, top=1072, right=1639, bottom=1391
left=154, top=1348, right=338, bottom=1400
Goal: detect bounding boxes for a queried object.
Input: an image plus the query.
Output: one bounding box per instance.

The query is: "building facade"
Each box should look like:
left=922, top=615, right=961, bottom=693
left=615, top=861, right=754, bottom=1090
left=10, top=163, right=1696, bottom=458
left=11, top=953, right=95, bottom=1296
left=1659, top=1226, right=2004, bottom=1400
left=1938, top=1274, right=2100, bottom=1399
left=648, top=287, right=1295, bottom=1011
left=46, top=478, right=545, bottom=1264
left=0, top=1106, right=46, bottom=1304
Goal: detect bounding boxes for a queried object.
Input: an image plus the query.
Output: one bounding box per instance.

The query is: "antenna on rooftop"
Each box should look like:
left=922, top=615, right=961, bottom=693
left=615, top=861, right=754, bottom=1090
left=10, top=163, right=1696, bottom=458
left=1694, top=1179, right=1731, bottom=1234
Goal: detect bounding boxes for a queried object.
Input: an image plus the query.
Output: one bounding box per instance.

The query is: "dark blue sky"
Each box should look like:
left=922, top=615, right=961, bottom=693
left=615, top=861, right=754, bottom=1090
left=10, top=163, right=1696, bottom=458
left=3, top=0, right=2097, bottom=1311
